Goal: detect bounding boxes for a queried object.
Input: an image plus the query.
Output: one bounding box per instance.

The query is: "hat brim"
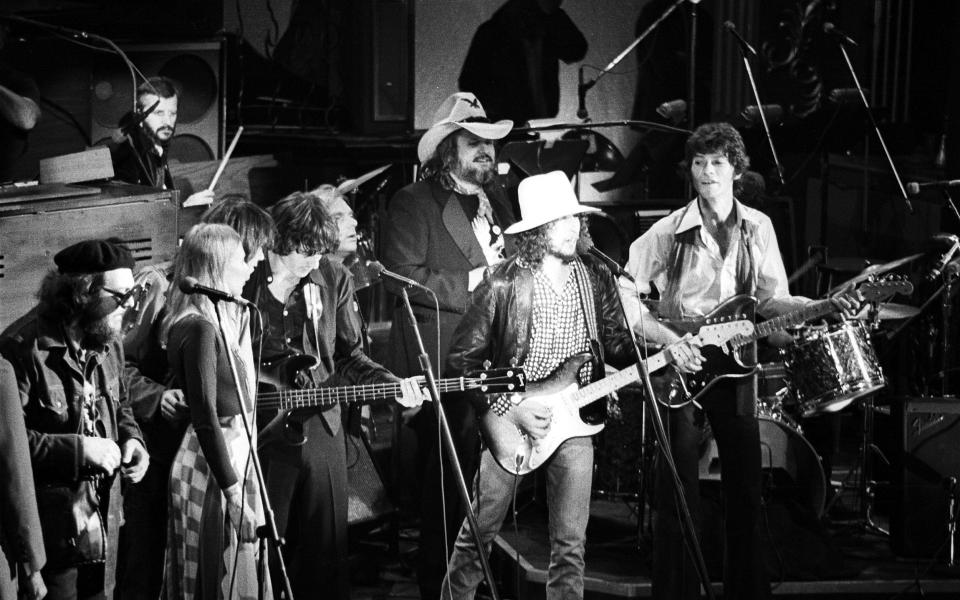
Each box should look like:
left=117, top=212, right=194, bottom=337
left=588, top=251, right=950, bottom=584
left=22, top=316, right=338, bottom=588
left=503, top=205, right=600, bottom=235
left=417, top=119, right=513, bottom=163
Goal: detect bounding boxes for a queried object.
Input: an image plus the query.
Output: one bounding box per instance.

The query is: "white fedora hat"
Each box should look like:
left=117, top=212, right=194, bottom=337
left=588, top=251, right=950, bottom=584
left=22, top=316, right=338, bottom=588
left=504, top=171, right=599, bottom=234
left=417, top=92, right=513, bottom=163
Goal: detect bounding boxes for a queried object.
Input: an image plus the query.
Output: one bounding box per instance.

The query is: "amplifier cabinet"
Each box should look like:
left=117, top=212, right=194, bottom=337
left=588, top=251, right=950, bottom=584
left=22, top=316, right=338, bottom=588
left=0, top=184, right=178, bottom=331
left=891, top=396, right=960, bottom=558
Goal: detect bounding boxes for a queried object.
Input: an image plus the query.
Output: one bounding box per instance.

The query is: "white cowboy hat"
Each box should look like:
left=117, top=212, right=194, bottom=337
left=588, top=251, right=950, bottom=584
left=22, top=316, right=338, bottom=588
left=417, top=92, right=513, bottom=163
left=504, top=171, right=599, bottom=234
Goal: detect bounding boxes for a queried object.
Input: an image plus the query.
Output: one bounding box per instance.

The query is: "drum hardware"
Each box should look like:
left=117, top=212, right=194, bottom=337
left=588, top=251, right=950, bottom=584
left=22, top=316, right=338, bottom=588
left=823, top=393, right=890, bottom=536
left=945, top=477, right=960, bottom=569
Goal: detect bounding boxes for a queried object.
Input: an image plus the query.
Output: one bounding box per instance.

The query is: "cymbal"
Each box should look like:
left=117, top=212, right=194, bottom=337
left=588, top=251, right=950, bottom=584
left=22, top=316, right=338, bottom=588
left=827, top=253, right=923, bottom=294
left=854, top=302, right=921, bottom=321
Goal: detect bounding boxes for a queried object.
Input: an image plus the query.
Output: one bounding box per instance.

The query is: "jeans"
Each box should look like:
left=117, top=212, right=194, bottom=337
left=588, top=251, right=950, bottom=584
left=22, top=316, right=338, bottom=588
left=440, top=436, right=593, bottom=600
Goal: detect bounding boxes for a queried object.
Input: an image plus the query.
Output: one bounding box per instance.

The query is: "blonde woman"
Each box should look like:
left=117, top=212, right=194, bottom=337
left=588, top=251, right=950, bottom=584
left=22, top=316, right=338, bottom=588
left=160, top=224, right=268, bottom=599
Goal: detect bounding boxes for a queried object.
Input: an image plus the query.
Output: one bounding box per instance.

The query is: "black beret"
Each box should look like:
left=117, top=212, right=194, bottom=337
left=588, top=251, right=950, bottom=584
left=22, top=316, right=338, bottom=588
left=54, top=239, right=135, bottom=274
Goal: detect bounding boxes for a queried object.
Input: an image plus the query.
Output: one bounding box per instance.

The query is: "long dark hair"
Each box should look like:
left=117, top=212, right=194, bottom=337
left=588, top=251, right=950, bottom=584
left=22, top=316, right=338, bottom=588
left=419, top=131, right=462, bottom=191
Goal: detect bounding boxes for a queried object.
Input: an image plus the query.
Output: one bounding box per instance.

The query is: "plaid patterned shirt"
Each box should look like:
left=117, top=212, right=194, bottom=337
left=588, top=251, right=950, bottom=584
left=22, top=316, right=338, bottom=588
left=525, top=267, right=593, bottom=386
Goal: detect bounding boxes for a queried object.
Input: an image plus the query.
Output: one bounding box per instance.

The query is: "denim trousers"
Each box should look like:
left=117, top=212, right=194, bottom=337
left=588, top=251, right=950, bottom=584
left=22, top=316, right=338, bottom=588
left=440, top=436, right=593, bottom=600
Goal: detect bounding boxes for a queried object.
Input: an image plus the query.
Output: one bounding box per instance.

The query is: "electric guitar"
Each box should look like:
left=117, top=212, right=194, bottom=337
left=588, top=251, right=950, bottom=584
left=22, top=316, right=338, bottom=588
left=257, top=354, right=525, bottom=443
left=481, top=319, right=754, bottom=475
left=657, top=278, right=914, bottom=409
left=257, top=354, right=526, bottom=412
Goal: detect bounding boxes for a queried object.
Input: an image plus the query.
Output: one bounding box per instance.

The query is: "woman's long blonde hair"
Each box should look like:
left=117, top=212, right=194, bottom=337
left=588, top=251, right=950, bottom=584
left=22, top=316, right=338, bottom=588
left=160, top=223, right=244, bottom=344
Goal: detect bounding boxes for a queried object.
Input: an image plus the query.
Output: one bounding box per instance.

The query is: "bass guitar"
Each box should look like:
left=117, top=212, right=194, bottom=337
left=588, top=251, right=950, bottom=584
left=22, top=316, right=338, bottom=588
left=657, top=278, right=914, bottom=408
left=258, top=354, right=525, bottom=443
left=481, top=319, right=754, bottom=475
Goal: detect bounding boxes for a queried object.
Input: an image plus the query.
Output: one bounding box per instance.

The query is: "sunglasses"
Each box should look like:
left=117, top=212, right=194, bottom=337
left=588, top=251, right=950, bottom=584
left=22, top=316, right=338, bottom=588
left=101, top=285, right=144, bottom=310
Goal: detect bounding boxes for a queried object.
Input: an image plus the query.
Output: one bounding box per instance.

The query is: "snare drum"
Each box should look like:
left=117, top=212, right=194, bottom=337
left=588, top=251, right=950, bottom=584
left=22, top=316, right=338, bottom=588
left=787, top=321, right=886, bottom=417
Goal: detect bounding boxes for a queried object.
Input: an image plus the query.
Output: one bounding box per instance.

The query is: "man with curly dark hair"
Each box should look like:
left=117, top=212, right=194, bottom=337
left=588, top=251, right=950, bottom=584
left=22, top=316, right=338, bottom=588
left=622, top=122, right=860, bottom=600
left=439, top=171, right=635, bottom=599
left=243, top=191, right=423, bottom=600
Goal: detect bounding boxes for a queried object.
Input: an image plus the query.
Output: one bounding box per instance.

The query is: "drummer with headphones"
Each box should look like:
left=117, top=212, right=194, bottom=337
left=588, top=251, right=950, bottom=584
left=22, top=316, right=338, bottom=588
left=621, top=122, right=861, bottom=600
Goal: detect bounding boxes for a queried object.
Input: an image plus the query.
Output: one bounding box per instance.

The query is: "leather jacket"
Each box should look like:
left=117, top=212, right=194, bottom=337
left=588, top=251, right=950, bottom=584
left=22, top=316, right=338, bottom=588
left=445, top=253, right=636, bottom=416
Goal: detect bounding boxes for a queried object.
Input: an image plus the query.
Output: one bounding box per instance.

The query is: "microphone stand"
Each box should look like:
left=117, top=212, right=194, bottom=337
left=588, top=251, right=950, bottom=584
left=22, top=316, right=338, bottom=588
left=397, top=287, right=501, bottom=600
left=943, top=189, right=960, bottom=227
left=615, top=277, right=715, bottom=600
left=212, top=301, right=295, bottom=600
left=831, top=38, right=914, bottom=214
left=731, top=39, right=785, bottom=187
left=577, top=0, right=687, bottom=122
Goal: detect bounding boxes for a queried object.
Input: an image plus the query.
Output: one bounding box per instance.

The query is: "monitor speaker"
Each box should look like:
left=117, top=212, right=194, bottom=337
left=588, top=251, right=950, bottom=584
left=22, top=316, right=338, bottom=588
left=892, top=397, right=960, bottom=558
left=90, top=42, right=223, bottom=162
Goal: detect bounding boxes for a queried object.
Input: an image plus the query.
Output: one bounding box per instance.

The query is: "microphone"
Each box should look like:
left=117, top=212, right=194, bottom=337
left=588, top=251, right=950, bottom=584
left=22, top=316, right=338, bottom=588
left=740, top=104, right=784, bottom=126
left=906, top=179, right=960, bottom=195
left=179, top=276, right=252, bottom=306
left=586, top=246, right=635, bottom=283
left=118, top=98, right=161, bottom=136
left=723, top=21, right=758, bottom=57
left=576, top=66, right=589, bottom=120
left=828, top=88, right=865, bottom=106
left=366, top=261, right=432, bottom=292
left=656, top=99, right=687, bottom=124
left=928, top=234, right=960, bottom=280
left=823, top=22, right=859, bottom=47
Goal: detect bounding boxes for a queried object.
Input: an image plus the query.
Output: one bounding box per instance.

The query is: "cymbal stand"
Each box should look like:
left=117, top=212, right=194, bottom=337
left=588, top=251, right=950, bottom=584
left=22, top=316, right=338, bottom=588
left=824, top=391, right=889, bottom=537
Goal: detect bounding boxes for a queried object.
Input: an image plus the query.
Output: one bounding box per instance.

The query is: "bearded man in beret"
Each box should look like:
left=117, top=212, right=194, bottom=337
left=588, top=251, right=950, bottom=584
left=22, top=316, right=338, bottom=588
left=0, top=239, right=149, bottom=600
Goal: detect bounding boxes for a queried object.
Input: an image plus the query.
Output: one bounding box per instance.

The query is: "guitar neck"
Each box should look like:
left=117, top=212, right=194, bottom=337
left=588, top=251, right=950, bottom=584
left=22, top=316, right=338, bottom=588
left=744, top=299, right=834, bottom=345
left=262, top=377, right=466, bottom=411
left=572, top=350, right=670, bottom=410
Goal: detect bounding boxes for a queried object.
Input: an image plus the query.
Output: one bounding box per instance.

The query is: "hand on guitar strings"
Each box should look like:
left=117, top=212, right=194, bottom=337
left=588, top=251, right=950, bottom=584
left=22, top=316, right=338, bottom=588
left=511, top=399, right=553, bottom=440
left=828, top=288, right=865, bottom=319
left=666, top=335, right=705, bottom=373
left=395, top=377, right=429, bottom=408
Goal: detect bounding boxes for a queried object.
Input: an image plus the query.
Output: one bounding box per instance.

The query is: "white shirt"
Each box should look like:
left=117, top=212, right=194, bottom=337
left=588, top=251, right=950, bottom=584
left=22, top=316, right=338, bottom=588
left=620, top=198, right=809, bottom=327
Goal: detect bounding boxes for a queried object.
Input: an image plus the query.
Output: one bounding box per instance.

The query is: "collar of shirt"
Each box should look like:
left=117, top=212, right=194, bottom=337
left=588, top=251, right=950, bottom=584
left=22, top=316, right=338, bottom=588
left=675, top=197, right=763, bottom=235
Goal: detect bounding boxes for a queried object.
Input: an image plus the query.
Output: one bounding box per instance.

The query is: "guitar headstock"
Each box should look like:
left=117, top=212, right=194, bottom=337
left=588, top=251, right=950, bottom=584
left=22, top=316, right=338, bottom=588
left=859, top=275, right=914, bottom=302
left=472, top=367, right=527, bottom=394
left=697, top=319, right=755, bottom=345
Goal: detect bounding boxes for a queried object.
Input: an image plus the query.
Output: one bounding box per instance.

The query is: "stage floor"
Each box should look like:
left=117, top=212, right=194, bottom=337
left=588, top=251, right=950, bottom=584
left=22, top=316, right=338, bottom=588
left=490, top=495, right=960, bottom=599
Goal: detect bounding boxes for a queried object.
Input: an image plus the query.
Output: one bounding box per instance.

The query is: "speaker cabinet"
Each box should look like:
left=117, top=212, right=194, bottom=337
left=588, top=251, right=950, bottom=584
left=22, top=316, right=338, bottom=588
left=346, top=431, right=394, bottom=525
left=892, top=397, right=960, bottom=558
left=91, top=42, right=224, bottom=162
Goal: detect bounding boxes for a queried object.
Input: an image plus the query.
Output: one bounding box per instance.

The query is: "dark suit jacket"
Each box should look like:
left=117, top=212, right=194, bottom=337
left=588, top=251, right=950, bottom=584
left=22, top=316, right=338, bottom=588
left=381, top=179, right=516, bottom=376
left=0, top=356, right=45, bottom=597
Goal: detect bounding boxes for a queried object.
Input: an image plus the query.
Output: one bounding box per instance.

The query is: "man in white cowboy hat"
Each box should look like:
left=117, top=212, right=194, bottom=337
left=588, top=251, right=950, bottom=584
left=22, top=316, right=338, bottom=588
left=439, top=171, right=636, bottom=599
left=381, top=91, right=518, bottom=600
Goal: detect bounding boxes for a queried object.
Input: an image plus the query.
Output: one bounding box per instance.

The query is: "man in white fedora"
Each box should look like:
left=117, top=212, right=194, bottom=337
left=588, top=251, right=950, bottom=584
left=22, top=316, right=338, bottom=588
left=439, top=171, right=636, bottom=599
left=381, top=91, right=518, bottom=600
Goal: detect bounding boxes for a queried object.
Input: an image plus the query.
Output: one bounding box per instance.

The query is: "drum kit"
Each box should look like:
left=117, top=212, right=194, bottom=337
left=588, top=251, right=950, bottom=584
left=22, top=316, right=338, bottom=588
left=595, top=251, right=945, bottom=531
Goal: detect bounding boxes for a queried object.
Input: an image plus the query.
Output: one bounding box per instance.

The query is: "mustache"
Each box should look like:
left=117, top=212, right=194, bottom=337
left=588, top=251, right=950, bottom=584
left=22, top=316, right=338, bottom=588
left=473, top=154, right=493, bottom=162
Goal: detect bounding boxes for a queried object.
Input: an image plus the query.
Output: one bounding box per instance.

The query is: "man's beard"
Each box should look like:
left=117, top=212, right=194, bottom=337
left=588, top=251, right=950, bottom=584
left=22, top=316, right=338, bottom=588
left=144, top=125, right=174, bottom=148
left=77, top=299, right=120, bottom=349
left=547, top=240, right=579, bottom=263
left=455, top=154, right=496, bottom=186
